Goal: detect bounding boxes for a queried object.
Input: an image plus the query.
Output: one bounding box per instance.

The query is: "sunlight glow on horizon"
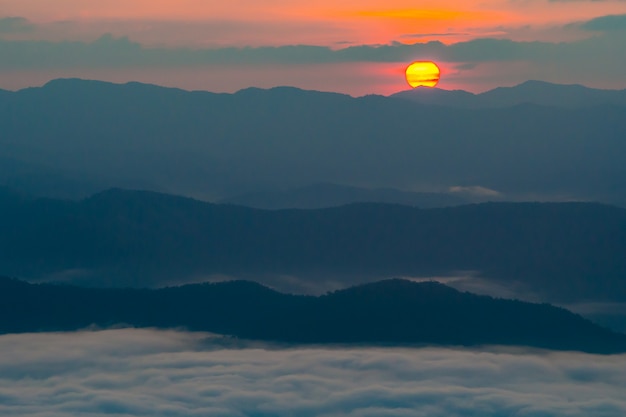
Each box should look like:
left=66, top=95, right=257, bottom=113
left=1, top=0, right=625, bottom=94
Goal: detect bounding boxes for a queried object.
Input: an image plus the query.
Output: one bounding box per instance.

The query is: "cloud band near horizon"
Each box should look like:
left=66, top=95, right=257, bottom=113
left=1, top=13, right=625, bottom=94
left=1, top=15, right=625, bottom=69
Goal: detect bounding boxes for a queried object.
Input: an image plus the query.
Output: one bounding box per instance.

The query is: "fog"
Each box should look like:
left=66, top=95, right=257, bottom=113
left=1, top=329, right=625, bottom=416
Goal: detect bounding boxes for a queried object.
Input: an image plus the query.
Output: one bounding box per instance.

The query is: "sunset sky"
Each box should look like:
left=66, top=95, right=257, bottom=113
left=1, top=0, right=626, bottom=95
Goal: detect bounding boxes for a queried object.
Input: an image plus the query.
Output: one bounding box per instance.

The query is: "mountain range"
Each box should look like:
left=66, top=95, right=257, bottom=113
left=3, top=79, right=626, bottom=334
left=2, top=187, right=626, bottom=307
left=218, top=182, right=476, bottom=209
left=1, top=276, right=624, bottom=353
left=1, top=79, right=626, bottom=206
left=391, top=80, right=626, bottom=109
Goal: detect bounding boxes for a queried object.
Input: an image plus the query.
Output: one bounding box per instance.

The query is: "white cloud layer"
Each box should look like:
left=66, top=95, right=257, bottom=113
left=0, top=329, right=625, bottom=416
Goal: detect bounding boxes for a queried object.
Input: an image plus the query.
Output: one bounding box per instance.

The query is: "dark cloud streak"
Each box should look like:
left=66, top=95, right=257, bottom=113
left=1, top=29, right=625, bottom=70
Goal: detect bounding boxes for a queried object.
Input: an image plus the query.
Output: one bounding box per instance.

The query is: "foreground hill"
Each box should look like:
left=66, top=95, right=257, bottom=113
left=1, top=277, right=624, bottom=353
left=2, top=188, right=626, bottom=303
left=2, top=79, right=626, bottom=205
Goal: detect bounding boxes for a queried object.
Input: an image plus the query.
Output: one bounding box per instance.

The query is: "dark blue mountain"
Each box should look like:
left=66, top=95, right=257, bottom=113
left=2, top=79, right=626, bottom=205
left=391, top=80, right=626, bottom=108
left=219, top=182, right=473, bottom=209
left=1, top=276, right=624, bottom=353
left=2, top=188, right=626, bottom=304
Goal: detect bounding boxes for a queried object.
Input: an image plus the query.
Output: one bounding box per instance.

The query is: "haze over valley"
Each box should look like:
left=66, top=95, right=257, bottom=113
left=4, top=0, right=626, bottom=414
left=1, top=67, right=626, bottom=417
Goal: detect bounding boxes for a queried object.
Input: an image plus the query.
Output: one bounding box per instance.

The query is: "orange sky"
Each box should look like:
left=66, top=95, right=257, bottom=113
left=1, top=0, right=626, bottom=94
left=3, top=0, right=625, bottom=46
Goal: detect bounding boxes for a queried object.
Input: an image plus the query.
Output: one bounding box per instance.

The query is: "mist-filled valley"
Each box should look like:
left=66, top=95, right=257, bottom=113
left=1, top=328, right=625, bottom=417
left=2, top=78, right=626, bottom=416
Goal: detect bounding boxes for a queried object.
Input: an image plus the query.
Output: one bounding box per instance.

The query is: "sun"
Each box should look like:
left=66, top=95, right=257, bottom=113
left=405, top=61, right=441, bottom=88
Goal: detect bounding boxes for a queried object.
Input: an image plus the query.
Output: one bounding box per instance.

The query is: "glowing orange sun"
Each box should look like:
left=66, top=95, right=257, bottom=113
left=405, top=61, right=441, bottom=88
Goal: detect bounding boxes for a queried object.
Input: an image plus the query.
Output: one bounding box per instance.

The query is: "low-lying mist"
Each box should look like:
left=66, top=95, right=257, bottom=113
left=1, top=328, right=625, bottom=416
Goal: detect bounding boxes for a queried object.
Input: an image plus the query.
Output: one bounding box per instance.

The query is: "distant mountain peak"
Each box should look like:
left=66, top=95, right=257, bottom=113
left=516, top=79, right=571, bottom=87
left=38, top=78, right=191, bottom=96
left=391, top=79, right=626, bottom=108
left=490, top=80, right=592, bottom=94
left=84, top=187, right=206, bottom=207
left=330, top=278, right=461, bottom=299
left=42, top=78, right=109, bottom=89
left=511, top=80, right=613, bottom=91
left=351, top=278, right=453, bottom=291
left=234, top=85, right=351, bottom=101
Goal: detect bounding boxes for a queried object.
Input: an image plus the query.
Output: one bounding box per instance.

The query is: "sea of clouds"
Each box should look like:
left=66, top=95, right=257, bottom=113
left=1, top=328, right=625, bottom=416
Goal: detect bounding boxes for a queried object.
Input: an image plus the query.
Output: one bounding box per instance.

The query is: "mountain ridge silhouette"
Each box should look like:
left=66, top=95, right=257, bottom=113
left=1, top=276, right=624, bottom=353
left=2, top=78, right=626, bottom=205
left=2, top=187, right=626, bottom=304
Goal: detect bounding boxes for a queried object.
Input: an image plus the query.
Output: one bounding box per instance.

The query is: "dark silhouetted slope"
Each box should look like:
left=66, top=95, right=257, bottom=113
left=2, top=188, right=626, bottom=302
left=1, top=276, right=624, bottom=353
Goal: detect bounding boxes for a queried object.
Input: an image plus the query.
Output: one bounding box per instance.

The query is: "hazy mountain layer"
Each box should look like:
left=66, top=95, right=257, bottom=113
left=1, top=277, right=624, bottom=353
left=219, top=183, right=474, bottom=209
left=2, top=79, right=626, bottom=205
left=0, top=156, right=109, bottom=199
left=2, top=187, right=626, bottom=303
